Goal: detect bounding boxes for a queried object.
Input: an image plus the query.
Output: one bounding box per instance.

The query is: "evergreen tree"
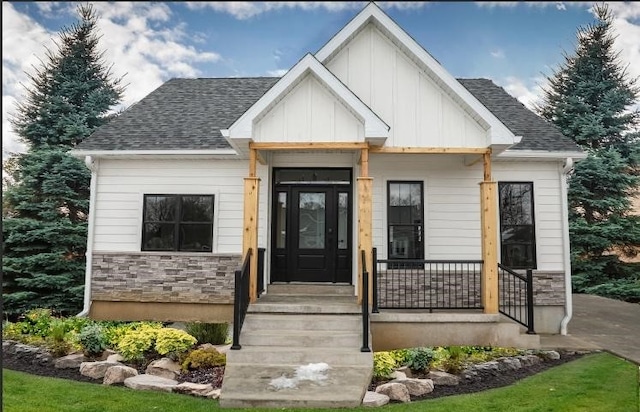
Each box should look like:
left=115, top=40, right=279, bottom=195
left=538, top=4, right=640, bottom=302
left=2, top=4, right=124, bottom=317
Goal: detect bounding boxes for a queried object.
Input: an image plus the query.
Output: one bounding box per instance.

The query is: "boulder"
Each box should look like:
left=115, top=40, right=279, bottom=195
left=174, top=382, right=215, bottom=397
left=543, top=350, right=561, bottom=360
left=146, top=357, right=181, bottom=380
left=362, top=391, right=390, bottom=407
left=394, top=378, right=434, bottom=396
left=124, top=374, right=178, bottom=392
left=390, top=370, right=407, bottom=380
left=517, top=354, right=541, bottom=367
left=79, top=361, right=121, bottom=379
left=204, top=389, right=221, bottom=399
left=473, top=360, right=500, bottom=373
left=426, top=371, right=460, bottom=386
left=103, top=365, right=138, bottom=385
left=499, top=357, right=522, bottom=371
left=395, top=366, right=413, bottom=378
left=106, top=353, right=125, bottom=363
left=55, top=353, right=89, bottom=369
left=99, top=349, right=118, bottom=361
left=375, top=382, right=410, bottom=403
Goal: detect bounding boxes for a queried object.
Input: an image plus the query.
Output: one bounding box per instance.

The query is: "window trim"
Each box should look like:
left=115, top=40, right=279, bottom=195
left=141, top=194, right=215, bottom=252
left=498, top=182, right=537, bottom=269
left=386, top=180, right=425, bottom=261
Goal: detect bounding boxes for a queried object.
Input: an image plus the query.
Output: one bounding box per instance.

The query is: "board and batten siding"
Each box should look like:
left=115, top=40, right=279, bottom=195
left=253, top=74, right=364, bottom=143
left=325, top=23, right=488, bottom=148
left=369, top=155, right=565, bottom=271
left=93, top=158, right=267, bottom=254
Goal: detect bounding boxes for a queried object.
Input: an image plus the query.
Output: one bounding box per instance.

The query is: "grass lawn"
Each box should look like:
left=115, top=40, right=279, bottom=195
left=2, top=353, right=638, bottom=412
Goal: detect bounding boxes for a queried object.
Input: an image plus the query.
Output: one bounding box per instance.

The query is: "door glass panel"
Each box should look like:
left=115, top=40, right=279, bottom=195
left=299, top=192, right=325, bottom=249
left=338, top=192, right=348, bottom=250
left=388, top=182, right=424, bottom=261
left=276, top=192, right=287, bottom=248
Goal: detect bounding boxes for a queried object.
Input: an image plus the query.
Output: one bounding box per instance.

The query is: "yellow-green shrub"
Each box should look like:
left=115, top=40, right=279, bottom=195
left=155, top=328, right=196, bottom=357
left=181, top=348, right=226, bottom=371
left=116, top=325, right=197, bottom=361
left=373, top=351, right=397, bottom=379
left=116, top=326, right=159, bottom=361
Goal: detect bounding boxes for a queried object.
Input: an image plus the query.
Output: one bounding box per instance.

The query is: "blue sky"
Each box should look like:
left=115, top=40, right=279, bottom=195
left=3, top=2, right=639, bottom=158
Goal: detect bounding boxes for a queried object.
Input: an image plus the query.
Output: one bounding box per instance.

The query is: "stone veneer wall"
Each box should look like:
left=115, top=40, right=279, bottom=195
left=532, top=271, right=565, bottom=306
left=91, top=252, right=241, bottom=304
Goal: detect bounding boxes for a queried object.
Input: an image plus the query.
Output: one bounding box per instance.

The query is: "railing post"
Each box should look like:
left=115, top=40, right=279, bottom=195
left=372, top=248, right=379, bottom=313
left=231, top=268, right=242, bottom=350
left=361, top=250, right=371, bottom=352
left=257, top=248, right=265, bottom=296
left=526, top=269, right=536, bottom=335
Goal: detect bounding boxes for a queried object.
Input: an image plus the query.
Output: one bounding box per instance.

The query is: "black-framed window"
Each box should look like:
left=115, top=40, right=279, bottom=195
left=387, top=181, right=424, bottom=262
left=499, top=182, right=536, bottom=269
left=142, top=195, right=214, bottom=252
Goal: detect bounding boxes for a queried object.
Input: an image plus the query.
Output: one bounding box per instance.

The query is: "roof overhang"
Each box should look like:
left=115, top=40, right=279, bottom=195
left=225, top=53, right=390, bottom=156
left=315, top=3, right=518, bottom=149
left=496, top=149, right=587, bottom=161
left=69, top=149, right=240, bottom=160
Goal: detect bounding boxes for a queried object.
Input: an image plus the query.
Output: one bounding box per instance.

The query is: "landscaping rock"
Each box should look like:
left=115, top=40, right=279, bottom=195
left=103, top=365, right=138, bottom=385
left=362, top=391, right=390, bottom=407
left=499, top=357, right=522, bottom=371
left=426, top=371, right=460, bottom=386
left=99, top=349, right=117, bottom=361
left=55, top=353, right=88, bottom=369
left=146, top=357, right=181, bottom=380
left=8, top=343, right=53, bottom=366
left=375, top=382, right=410, bottom=403
left=394, top=378, right=434, bottom=396
left=124, top=374, right=178, bottom=392
left=543, top=350, right=561, bottom=360
left=106, top=353, right=124, bottom=363
left=473, top=360, right=500, bottom=373
left=390, top=370, right=407, bottom=380
left=205, top=389, right=221, bottom=399
left=174, top=382, right=215, bottom=397
left=517, top=354, right=541, bottom=367
left=79, top=361, right=121, bottom=379
left=395, top=366, right=413, bottom=378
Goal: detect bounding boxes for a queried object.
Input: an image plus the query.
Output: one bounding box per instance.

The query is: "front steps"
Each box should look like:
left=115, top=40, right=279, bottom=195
left=219, top=285, right=373, bottom=408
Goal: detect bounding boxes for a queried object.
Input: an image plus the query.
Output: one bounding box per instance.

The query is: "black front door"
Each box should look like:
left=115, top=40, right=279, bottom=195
left=271, top=169, right=352, bottom=283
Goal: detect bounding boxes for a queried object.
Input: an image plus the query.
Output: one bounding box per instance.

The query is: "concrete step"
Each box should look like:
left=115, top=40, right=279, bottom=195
left=268, top=283, right=355, bottom=296
left=241, top=329, right=363, bottom=347
left=226, top=346, right=373, bottom=366
left=219, top=364, right=372, bottom=408
left=248, top=300, right=361, bottom=315
left=243, top=313, right=362, bottom=332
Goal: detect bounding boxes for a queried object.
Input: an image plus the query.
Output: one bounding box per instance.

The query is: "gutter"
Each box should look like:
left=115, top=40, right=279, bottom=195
left=77, top=156, right=98, bottom=317
left=559, top=157, right=574, bottom=335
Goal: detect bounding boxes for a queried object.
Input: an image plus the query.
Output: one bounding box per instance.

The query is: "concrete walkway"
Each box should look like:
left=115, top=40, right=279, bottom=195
left=540, top=294, right=640, bottom=365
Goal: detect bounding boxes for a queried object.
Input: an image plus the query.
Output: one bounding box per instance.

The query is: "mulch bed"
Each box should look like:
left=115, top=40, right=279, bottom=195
left=3, top=345, right=589, bottom=401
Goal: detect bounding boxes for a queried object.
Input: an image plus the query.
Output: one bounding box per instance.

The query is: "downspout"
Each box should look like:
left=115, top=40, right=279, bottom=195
left=559, top=157, right=574, bottom=335
left=77, top=156, right=98, bottom=317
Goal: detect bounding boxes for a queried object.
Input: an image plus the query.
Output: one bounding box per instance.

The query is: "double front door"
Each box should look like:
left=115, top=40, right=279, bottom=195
left=271, top=170, right=352, bottom=283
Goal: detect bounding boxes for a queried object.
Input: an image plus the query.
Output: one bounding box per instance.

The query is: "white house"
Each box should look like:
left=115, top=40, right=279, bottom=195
left=73, top=3, right=584, bottom=353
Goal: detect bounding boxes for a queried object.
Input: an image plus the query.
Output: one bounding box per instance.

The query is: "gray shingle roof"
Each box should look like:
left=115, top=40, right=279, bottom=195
left=77, top=76, right=581, bottom=153
left=75, top=77, right=279, bottom=151
left=458, top=78, right=582, bottom=152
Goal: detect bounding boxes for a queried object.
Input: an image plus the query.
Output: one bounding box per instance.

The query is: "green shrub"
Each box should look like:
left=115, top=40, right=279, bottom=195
left=78, top=324, right=108, bottom=356
left=583, top=279, right=640, bottom=303
left=373, top=351, right=397, bottom=379
left=406, top=347, right=436, bottom=371
left=181, top=348, right=226, bottom=371
left=22, top=308, right=54, bottom=337
left=155, top=328, right=197, bottom=358
left=388, top=348, right=412, bottom=367
left=116, top=325, right=159, bottom=361
left=103, top=321, right=163, bottom=348
left=185, top=322, right=229, bottom=345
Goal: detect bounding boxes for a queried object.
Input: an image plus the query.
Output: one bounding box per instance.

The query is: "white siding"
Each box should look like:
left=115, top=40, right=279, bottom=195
left=326, top=24, right=488, bottom=148
left=369, top=156, right=565, bottom=270
left=93, top=159, right=267, bottom=254
left=254, top=74, right=364, bottom=143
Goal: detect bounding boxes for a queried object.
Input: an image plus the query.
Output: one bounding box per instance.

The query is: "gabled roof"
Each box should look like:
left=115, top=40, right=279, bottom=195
left=458, top=79, right=582, bottom=152
left=74, top=77, right=580, bottom=156
left=74, top=77, right=278, bottom=151
left=315, top=2, right=517, bottom=147
left=224, top=53, right=389, bottom=149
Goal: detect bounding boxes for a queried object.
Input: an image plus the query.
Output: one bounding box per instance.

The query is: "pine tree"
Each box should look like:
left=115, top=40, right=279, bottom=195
left=2, top=4, right=124, bottom=317
left=538, top=4, right=640, bottom=302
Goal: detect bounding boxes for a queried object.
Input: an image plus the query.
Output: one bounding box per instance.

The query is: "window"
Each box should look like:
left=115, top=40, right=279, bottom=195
left=387, top=182, right=424, bottom=262
left=499, top=182, right=536, bottom=269
left=142, top=195, right=214, bottom=252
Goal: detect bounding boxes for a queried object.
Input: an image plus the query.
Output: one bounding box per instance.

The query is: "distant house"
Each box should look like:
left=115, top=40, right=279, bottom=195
left=72, top=3, right=585, bottom=342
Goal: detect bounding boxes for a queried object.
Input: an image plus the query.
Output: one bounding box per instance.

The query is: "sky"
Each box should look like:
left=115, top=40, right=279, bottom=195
left=2, top=1, right=640, bottom=160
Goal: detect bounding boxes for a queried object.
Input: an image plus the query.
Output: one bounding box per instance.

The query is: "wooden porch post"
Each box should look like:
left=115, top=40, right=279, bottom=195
left=480, top=151, right=498, bottom=314
left=357, top=147, right=373, bottom=305
left=243, top=148, right=260, bottom=303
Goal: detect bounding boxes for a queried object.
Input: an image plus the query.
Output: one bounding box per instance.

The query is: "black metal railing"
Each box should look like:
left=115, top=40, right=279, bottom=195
left=231, top=248, right=252, bottom=350
left=498, top=263, right=535, bottom=334
left=257, top=248, right=265, bottom=297
left=360, top=250, right=371, bottom=352
left=373, top=248, right=483, bottom=311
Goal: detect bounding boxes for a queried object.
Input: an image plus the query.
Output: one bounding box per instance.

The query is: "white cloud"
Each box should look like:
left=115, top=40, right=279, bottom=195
left=556, top=2, right=567, bottom=11
left=267, top=69, right=288, bottom=77
left=184, top=1, right=430, bottom=20
left=490, top=49, right=505, bottom=59
left=500, top=76, right=546, bottom=111
left=2, top=2, right=222, bottom=161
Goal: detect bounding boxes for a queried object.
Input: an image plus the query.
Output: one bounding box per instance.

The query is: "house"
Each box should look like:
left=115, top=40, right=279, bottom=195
left=73, top=2, right=584, bottom=364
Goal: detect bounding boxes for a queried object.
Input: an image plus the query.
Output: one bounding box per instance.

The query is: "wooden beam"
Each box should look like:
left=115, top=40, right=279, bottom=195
left=243, top=177, right=260, bottom=303
left=480, top=181, right=498, bottom=314
left=370, top=147, right=490, bottom=155
left=248, top=149, right=257, bottom=177
left=360, top=148, right=369, bottom=178
left=249, top=142, right=369, bottom=151
left=255, top=150, right=267, bottom=165
left=357, top=177, right=373, bottom=305
left=483, top=150, right=492, bottom=182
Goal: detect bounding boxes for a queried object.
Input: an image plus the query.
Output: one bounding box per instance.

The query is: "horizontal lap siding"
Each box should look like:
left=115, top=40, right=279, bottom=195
left=94, top=159, right=255, bottom=254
